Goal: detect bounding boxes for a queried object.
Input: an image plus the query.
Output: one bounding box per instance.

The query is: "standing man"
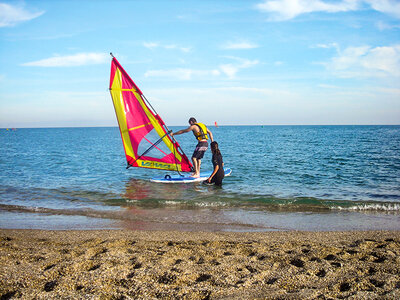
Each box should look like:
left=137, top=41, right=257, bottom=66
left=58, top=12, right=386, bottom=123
left=171, top=117, right=213, bottom=178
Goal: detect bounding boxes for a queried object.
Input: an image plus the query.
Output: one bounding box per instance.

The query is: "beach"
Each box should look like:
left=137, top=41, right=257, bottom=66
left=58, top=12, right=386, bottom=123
left=1, top=229, right=399, bottom=299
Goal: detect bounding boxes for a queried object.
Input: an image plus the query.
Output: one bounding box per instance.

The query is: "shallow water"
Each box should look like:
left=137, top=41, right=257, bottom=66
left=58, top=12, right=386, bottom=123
left=1, top=126, right=399, bottom=231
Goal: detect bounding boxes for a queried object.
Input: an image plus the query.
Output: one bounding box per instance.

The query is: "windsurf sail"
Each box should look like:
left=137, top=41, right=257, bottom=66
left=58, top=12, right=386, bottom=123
left=109, top=54, right=192, bottom=172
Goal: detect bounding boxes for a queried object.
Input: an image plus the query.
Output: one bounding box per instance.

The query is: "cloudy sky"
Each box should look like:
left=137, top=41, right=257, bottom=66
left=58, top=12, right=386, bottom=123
left=1, top=0, right=399, bottom=127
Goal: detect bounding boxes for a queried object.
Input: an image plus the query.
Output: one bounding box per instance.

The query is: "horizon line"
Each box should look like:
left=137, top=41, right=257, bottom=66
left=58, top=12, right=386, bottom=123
left=2, top=124, right=400, bottom=129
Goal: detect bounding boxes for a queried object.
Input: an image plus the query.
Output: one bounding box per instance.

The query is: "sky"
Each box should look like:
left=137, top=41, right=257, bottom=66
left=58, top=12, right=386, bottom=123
left=0, top=0, right=399, bottom=127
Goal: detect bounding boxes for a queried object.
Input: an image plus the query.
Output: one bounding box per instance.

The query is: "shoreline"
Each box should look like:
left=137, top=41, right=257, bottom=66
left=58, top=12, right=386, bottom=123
left=2, top=206, right=400, bottom=232
left=1, top=229, right=399, bottom=299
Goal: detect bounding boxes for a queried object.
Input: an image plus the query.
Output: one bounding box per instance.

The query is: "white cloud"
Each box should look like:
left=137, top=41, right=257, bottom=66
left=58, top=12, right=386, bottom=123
left=219, top=64, right=238, bottom=78
left=222, top=41, right=259, bottom=50
left=143, top=42, right=159, bottom=49
left=365, top=0, right=400, bottom=19
left=219, top=57, right=259, bottom=79
left=143, top=42, right=191, bottom=53
left=144, top=68, right=220, bottom=80
left=21, top=53, right=109, bottom=67
left=376, top=21, right=400, bottom=30
left=256, top=0, right=360, bottom=21
left=313, top=43, right=340, bottom=51
left=0, top=2, right=44, bottom=27
left=255, top=0, right=400, bottom=21
left=324, top=44, right=400, bottom=77
left=216, top=86, right=295, bottom=97
left=145, top=57, right=259, bottom=80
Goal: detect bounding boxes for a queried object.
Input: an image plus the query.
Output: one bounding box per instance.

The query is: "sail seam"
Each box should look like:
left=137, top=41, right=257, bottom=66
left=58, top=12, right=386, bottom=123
left=129, top=122, right=152, bottom=131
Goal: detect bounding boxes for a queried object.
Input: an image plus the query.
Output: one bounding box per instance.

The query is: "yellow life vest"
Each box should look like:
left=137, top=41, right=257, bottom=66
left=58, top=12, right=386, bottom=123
left=194, top=123, right=209, bottom=141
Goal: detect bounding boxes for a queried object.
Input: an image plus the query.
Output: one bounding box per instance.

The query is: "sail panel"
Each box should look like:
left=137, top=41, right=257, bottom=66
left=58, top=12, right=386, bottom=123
left=110, top=68, right=135, bottom=163
left=109, top=57, right=192, bottom=172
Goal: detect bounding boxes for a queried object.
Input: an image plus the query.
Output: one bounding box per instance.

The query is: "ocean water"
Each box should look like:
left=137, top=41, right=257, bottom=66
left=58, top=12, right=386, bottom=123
left=1, top=126, right=399, bottom=231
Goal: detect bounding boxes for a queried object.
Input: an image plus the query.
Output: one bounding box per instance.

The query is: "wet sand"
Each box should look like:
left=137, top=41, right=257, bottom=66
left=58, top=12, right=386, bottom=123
left=1, top=229, right=399, bottom=299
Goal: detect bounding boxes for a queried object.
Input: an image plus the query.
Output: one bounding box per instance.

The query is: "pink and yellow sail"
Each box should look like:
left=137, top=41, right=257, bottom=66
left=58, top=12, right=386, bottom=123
left=109, top=55, right=192, bottom=172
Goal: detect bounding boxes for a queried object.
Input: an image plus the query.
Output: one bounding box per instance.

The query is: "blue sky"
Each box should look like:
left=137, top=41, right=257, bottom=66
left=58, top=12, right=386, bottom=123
left=0, top=0, right=399, bottom=127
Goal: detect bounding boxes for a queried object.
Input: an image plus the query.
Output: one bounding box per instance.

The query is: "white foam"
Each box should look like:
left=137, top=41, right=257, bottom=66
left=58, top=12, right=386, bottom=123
left=334, top=203, right=400, bottom=211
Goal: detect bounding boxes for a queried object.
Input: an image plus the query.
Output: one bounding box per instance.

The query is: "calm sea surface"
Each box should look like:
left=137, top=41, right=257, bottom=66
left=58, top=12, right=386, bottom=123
left=1, top=126, right=399, bottom=231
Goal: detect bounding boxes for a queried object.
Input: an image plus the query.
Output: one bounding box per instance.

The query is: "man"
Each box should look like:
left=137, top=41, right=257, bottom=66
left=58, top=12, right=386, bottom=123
left=171, top=117, right=213, bottom=178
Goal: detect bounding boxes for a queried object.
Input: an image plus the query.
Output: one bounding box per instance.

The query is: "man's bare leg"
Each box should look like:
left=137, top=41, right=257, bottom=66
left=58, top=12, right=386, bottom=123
left=191, top=157, right=200, bottom=178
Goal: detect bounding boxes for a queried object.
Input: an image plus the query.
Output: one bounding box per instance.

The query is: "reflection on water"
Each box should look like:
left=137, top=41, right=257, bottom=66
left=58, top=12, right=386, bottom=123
left=122, top=178, right=221, bottom=207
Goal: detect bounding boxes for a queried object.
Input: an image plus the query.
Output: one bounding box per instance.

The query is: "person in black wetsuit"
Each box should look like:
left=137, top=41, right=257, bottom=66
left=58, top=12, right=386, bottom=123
left=205, top=141, right=224, bottom=186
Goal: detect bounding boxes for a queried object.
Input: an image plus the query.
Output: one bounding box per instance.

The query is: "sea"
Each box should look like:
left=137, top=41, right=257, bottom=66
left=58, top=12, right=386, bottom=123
left=1, top=126, right=399, bottom=232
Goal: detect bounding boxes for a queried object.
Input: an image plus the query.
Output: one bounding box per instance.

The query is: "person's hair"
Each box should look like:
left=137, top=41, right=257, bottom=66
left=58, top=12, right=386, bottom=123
left=211, top=141, right=221, bottom=156
left=188, top=117, right=197, bottom=124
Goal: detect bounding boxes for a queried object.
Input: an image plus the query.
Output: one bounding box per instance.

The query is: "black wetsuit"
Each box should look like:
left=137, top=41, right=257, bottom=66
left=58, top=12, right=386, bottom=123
left=210, top=153, right=224, bottom=186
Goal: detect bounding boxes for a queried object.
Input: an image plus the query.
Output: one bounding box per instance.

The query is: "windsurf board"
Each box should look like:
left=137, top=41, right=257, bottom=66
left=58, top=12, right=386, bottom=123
left=150, top=168, right=232, bottom=183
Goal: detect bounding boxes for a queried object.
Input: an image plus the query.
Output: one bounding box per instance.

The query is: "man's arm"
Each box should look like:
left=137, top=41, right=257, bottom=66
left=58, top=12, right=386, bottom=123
left=207, top=129, right=214, bottom=142
left=171, top=125, right=193, bottom=137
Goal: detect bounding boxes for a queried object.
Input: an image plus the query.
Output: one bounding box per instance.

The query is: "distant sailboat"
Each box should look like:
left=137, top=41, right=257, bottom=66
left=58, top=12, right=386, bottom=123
left=214, top=121, right=218, bottom=128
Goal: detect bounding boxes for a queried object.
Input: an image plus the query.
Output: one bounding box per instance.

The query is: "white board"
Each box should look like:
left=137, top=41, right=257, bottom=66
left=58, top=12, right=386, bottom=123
left=150, top=168, right=232, bottom=183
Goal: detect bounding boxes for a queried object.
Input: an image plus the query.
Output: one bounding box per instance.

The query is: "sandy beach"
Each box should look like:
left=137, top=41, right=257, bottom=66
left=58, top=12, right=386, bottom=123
left=0, top=229, right=399, bottom=299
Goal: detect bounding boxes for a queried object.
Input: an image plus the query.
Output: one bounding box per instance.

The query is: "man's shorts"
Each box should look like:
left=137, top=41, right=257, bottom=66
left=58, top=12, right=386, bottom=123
left=192, top=141, right=208, bottom=160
